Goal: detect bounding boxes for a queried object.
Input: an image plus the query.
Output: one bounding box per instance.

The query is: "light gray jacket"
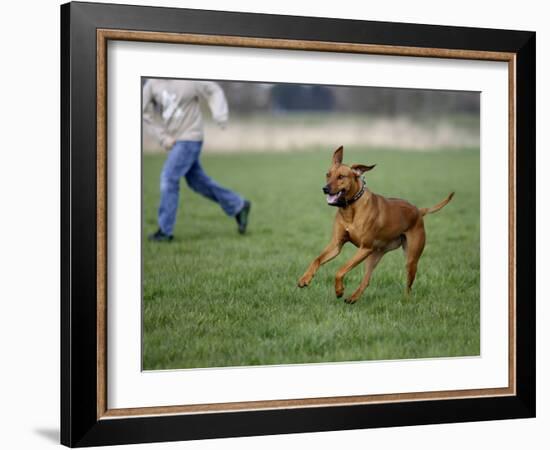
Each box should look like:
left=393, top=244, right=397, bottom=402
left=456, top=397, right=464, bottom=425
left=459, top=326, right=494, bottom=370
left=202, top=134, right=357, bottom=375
left=143, top=79, right=228, bottom=143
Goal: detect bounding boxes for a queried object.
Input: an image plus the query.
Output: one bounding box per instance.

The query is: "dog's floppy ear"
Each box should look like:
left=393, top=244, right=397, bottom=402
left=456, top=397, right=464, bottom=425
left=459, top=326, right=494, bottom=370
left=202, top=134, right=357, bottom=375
left=332, top=146, right=344, bottom=166
left=351, top=164, right=376, bottom=176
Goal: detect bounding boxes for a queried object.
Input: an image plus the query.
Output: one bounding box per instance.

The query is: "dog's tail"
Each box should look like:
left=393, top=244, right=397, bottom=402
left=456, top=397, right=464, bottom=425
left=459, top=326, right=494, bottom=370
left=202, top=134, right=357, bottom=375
left=420, top=192, right=455, bottom=216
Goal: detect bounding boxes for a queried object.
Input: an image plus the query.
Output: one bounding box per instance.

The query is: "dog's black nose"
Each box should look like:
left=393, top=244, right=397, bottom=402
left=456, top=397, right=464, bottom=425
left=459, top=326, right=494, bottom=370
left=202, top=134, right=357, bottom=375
left=322, top=185, right=330, bottom=194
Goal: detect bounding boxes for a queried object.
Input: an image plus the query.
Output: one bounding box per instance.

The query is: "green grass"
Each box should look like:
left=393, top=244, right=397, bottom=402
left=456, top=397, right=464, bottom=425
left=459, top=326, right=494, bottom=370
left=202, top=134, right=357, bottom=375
left=142, top=148, right=480, bottom=370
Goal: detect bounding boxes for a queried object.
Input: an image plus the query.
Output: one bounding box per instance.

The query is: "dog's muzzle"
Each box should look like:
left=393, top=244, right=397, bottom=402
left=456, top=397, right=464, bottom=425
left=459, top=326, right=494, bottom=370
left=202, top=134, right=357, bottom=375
left=325, top=189, right=345, bottom=206
left=324, top=185, right=345, bottom=206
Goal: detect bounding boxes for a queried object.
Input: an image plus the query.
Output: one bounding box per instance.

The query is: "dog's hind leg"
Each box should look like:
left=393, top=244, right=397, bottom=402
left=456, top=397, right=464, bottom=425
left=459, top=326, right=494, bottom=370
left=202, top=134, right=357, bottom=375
left=404, top=224, right=426, bottom=294
left=345, top=251, right=384, bottom=304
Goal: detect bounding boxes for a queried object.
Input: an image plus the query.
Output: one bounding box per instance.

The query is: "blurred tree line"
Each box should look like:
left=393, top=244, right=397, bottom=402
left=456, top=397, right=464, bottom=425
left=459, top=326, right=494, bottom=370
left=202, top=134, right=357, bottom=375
left=217, top=81, right=479, bottom=117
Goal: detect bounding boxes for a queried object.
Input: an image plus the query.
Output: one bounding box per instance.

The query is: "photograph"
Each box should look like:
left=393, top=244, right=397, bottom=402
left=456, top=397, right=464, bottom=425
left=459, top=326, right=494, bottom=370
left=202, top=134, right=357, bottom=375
left=141, top=78, right=480, bottom=370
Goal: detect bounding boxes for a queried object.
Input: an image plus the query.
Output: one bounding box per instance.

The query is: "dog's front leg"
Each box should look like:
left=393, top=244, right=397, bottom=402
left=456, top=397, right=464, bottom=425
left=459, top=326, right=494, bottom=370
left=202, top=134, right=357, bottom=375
left=334, top=247, right=373, bottom=299
left=298, top=240, right=343, bottom=288
left=345, top=251, right=384, bottom=304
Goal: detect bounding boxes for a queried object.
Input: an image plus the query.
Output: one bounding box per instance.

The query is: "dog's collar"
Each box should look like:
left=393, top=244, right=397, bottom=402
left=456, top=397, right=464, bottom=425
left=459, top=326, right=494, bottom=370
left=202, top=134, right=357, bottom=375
left=331, top=178, right=366, bottom=208
left=345, top=179, right=366, bottom=206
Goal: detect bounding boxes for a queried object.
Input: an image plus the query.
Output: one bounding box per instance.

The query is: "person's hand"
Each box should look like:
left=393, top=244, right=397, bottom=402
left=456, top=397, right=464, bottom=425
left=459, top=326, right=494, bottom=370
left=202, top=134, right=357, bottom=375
left=161, top=136, right=176, bottom=151
left=216, top=120, right=227, bottom=130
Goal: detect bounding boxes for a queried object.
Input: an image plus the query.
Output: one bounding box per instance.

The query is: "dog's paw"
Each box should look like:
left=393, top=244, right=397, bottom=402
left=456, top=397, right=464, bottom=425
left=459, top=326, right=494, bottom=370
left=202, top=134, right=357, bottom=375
left=335, top=289, right=344, bottom=298
left=344, top=297, right=358, bottom=304
left=297, top=276, right=311, bottom=288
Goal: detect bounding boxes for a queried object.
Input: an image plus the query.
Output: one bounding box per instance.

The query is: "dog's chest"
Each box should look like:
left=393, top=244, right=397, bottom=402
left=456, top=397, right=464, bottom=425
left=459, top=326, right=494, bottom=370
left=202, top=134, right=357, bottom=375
left=339, top=207, right=374, bottom=246
left=343, top=223, right=362, bottom=246
left=340, top=209, right=378, bottom=247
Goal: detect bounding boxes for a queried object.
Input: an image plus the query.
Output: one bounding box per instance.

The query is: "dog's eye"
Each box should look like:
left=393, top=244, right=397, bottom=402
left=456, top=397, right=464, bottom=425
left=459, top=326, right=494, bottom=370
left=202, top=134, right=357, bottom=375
left=338, top=175, right=345, bottom=180
left=326, top=173, right=330, bottom=178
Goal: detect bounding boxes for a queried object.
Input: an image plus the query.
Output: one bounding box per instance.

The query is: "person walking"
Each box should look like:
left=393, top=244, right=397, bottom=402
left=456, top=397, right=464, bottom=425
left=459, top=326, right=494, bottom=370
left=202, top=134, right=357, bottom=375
left=143, top=79, right=251, bottom=242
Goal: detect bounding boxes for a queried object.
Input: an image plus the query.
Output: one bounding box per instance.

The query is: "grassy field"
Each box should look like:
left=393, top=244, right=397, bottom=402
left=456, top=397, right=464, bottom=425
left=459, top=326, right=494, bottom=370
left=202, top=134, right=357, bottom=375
left=142, top=148, right=480, bottom=370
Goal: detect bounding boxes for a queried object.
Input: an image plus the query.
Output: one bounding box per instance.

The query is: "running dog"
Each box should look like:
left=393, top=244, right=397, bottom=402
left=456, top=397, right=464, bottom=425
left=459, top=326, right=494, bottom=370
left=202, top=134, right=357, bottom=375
left=298, top=146, right=454, bottom=304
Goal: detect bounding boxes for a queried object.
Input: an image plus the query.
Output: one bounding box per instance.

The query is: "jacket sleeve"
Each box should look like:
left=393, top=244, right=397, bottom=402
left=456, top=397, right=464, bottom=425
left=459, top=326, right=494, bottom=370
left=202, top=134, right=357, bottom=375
left=196, top=82, right=229, bottom=126
left=142, top=80, right=169, bottom=143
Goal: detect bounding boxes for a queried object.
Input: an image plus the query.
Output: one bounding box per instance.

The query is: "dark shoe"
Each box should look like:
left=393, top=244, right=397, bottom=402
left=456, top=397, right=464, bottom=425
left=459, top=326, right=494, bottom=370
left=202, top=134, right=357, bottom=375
left=148, top=228, right=173, bottom=242
left=235, top=200, right=251, bottom=234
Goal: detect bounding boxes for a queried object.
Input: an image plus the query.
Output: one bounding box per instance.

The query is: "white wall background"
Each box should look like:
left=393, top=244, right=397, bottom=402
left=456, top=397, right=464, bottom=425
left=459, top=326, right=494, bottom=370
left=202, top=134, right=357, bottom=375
left=0, top=0, right=545, bottom=449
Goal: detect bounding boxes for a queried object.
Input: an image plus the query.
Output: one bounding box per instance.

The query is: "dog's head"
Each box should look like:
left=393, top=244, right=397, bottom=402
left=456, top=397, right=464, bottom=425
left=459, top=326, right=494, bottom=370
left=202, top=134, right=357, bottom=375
left=322, top=146, right=375, bottom=207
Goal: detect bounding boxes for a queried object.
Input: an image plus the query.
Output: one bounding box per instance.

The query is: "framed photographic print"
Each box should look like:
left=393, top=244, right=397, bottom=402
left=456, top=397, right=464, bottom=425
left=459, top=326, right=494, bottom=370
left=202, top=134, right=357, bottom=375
left=60, top=1, right=536, bottom=447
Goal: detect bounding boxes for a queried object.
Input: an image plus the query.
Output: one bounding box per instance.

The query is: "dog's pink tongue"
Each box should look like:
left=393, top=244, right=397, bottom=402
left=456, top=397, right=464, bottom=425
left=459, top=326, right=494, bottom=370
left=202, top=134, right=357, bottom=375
left=327, top=194, right=338, bottom=204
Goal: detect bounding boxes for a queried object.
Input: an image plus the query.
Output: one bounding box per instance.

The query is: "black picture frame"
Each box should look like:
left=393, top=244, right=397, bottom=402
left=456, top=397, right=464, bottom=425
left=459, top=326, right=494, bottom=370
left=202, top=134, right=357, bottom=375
left=61, top=1, right=535, bottom=447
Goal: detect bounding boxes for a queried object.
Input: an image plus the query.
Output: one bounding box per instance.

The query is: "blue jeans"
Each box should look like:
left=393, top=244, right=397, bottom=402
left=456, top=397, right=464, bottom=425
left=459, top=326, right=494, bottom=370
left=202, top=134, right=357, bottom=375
left=158, top=141, right=245, bottom=235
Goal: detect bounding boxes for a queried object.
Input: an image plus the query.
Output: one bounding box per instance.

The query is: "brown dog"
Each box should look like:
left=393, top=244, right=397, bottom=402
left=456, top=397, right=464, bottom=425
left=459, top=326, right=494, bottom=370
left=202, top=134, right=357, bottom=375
left=298, top=146, right=454, bottom=304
